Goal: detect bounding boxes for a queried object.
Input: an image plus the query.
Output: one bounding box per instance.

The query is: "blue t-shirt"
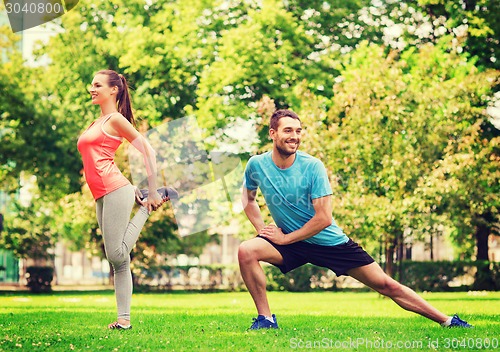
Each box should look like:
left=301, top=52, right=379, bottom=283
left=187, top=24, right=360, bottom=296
left=244, top=151, right=348, bottom=246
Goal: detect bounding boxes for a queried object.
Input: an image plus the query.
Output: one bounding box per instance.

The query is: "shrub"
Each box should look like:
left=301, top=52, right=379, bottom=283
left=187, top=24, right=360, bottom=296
left=398, top=261, right=499, bottom=291
left=264, top=264, right=338, bottom=292
left=133, top=261, right=499, bottom=292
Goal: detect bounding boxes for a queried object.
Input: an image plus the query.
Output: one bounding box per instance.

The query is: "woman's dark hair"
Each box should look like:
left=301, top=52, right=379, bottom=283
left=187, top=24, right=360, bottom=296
left=270, top=109, right=301, bottom=130
left=97, top=70, right=135, bottom=126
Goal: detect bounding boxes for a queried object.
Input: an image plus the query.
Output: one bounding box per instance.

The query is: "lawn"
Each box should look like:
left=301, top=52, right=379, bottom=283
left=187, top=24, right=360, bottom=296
left=1, top=290, right=499, bottom=351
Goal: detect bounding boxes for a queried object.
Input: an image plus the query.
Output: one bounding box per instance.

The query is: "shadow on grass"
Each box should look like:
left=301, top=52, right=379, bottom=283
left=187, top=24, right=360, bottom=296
left=0, top=289, right=241, bottom=296
left=423, top=296, right=500, bottom=302
left=0, top=289, right=115, bottom=296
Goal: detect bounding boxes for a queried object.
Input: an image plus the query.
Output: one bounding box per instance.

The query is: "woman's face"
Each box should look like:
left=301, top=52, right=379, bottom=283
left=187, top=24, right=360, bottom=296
left=89, top=74, right=117, bottom=105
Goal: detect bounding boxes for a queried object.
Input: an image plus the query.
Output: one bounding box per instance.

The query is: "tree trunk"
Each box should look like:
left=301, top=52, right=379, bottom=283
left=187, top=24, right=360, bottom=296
left=385, top=247, right=394, bottom=277
left=385, top=236, right=398, bottom=278
left=429, top=232, right=434, bottom=261
left=472, top=215, right=496, bottom=290
left=476, top=222, right=490, bottom=262
left=397, top=232, right=404, bottom=282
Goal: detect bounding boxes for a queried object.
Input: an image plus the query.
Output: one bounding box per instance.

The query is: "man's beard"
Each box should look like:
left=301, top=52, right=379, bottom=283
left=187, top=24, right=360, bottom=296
left=275, top=140, right=299, bottom=157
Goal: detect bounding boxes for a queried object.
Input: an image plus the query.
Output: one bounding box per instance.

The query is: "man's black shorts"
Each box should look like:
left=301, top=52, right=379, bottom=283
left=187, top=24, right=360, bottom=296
left=258, top=236, right=374, bottom=276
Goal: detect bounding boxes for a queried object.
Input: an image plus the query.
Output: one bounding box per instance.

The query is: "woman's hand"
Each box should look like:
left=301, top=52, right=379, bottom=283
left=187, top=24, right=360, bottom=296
left=145, top=190, right=166, bottom=213
left=134, top=187, right=146, bottom=207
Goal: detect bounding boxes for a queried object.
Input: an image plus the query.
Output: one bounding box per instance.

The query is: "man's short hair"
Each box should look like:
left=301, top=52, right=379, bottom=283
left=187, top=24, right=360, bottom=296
left=270, top=109, right=301, bottom=131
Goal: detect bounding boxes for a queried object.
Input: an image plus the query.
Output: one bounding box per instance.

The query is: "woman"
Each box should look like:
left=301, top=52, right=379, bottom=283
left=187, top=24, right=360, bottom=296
left=78, top=69, right=167, bottom=330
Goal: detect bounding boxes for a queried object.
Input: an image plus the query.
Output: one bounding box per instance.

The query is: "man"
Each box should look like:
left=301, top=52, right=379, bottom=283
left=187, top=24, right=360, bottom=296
left=239, top=109, right=472, bottom=330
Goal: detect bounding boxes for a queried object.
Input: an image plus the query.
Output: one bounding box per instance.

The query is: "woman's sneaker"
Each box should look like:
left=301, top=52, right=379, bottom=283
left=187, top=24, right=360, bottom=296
left=108, top=321, right=132, bottom=330
left=135, top=186, right=179, bottom=205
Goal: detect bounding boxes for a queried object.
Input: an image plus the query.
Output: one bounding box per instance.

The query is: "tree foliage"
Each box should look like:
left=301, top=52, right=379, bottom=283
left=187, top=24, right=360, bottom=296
left=1, top=0, right=498, bottom=276
left=418, top=0, right=500, bottom=69
left=291, top=41, right=498, bottom=273
left=0, top=30, right=81, bottom=195
left=1, top=199, right=57, bottom=260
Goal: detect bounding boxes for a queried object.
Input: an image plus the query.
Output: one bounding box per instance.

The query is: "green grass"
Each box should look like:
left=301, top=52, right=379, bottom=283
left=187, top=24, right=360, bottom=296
left=1, top=291, right=499, bottom=351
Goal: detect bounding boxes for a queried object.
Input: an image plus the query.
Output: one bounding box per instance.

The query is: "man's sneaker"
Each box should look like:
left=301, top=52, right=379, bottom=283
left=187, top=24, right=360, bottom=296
left=249, top=314, right=279, bottom=330
left=136, top=186, right=179, bottom=205
left=448, top=314, right=473, bottom=328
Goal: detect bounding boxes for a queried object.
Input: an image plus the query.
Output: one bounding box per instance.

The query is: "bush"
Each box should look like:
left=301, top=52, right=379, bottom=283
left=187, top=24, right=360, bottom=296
left=134, top=264, right=243, bottom=291
left=25, top=266, right=54, bottom=293
left=399, top=261, right=499, bottom=292
left=472, top=261, right=499, bottom=291
left=133, top=261, right=499, bottom=292
left=264, top=264, right=338, bottom=292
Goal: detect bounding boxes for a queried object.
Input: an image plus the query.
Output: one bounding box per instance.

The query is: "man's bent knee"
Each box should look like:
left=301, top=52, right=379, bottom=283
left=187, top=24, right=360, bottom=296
left=238, top=237, right=283, bottom=266
left=238, top=240, right=257, bottom=265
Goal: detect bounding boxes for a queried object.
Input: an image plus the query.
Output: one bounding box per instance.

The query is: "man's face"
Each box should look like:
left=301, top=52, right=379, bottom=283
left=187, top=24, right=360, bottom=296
left=270, top=117, right=302, bottom=157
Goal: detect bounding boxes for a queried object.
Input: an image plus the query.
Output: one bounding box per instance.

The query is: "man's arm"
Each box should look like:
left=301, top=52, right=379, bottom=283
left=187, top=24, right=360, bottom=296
left=259, top=195, right=333, bottom=245
left=242, top=186, right=266, bottom=234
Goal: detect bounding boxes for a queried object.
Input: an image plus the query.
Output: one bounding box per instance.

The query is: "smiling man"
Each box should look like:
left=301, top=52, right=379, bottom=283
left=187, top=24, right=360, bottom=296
left=239, top=109, right=472, bottom=330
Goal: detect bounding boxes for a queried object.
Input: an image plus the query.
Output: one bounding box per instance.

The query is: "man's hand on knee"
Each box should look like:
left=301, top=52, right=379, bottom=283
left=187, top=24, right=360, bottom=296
left=258, top=224, right=288, bottom=245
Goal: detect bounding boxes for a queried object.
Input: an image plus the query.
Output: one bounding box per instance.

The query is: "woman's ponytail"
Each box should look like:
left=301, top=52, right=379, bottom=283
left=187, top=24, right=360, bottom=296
left=117, top=74, right=135, bottom=126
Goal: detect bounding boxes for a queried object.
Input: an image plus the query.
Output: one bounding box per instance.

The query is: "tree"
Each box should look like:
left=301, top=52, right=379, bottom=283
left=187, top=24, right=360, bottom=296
left=291, top=41, right=498, bottom=277
left=0, top=27, right=81, bottom=197
left=420, top=111, right=500, bottom=289
left=418, top=0, right=500, bottom=69
left=6, top=0, right=498, bottom=276
left=1, top=199, right=57, bottom=261
left=27, top=0, right=199, bottom=260
left=34, top=0, right=349, bottom=260
left=0, top=20, right=86, bottom=261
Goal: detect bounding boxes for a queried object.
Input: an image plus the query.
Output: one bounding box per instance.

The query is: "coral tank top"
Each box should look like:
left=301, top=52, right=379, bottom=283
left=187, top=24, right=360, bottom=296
left=77, top=114, right=130, bottom=200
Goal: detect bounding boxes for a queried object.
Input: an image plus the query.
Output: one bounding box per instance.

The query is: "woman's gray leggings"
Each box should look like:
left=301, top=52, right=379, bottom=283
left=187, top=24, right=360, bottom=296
left=96, top=184, right=149, bottom=321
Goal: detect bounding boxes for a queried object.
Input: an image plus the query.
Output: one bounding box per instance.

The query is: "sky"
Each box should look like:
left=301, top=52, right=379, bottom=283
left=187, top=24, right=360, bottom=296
left=1, top=9, right=57, bottom=66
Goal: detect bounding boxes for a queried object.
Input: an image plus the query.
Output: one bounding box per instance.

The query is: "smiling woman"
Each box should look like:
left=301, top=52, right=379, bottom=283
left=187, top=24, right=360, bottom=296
left=77, top=70, right=172, bottom=330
